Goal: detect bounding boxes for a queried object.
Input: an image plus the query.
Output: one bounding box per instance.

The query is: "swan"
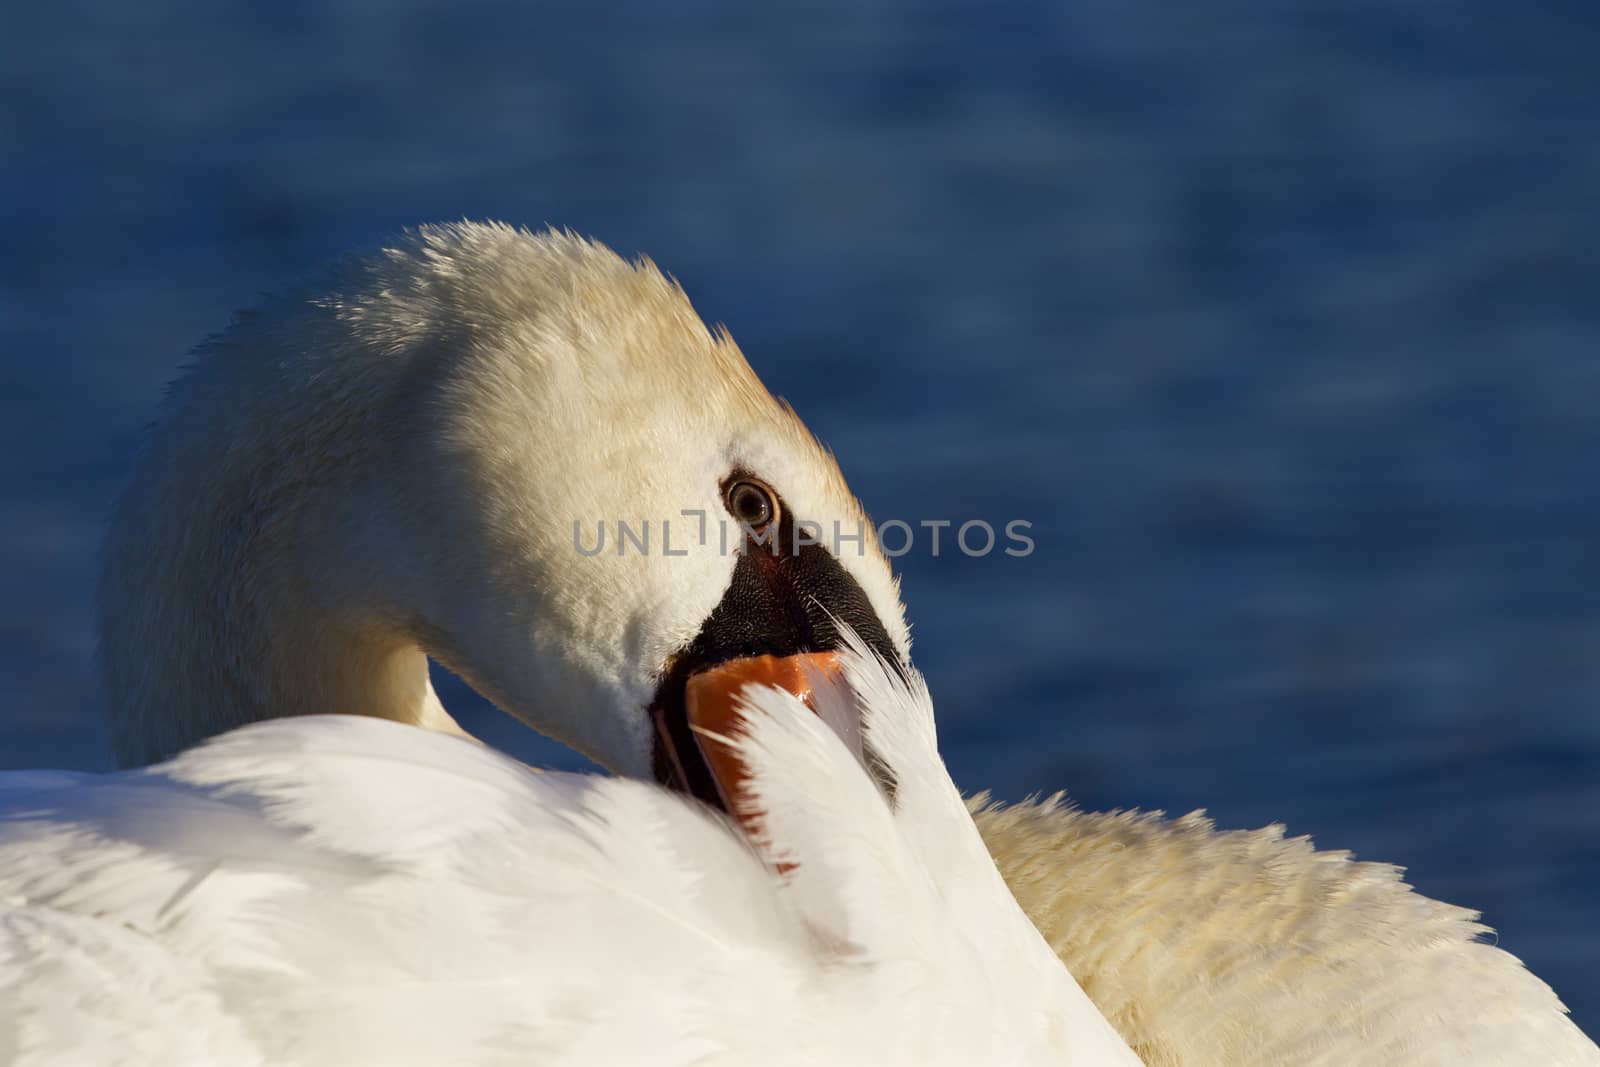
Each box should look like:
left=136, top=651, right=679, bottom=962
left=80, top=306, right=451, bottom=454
left=15, top=221, right=1596, bottom=1063
left=0, top=641, right=1143, bottom=1065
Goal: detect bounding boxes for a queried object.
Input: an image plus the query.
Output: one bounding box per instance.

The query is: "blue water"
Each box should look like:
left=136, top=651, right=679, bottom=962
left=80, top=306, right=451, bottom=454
left=3, top=0, right=1597, bottom=1038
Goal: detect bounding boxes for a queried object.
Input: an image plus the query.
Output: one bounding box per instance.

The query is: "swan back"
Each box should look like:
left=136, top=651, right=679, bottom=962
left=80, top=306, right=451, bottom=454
left=1, top=647, right=1138, bottom=1066
left=975, top=799, right=1600, bottom=1066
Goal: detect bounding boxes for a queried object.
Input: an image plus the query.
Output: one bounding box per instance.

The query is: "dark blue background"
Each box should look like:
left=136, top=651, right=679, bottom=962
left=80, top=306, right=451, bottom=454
left=3, top=0, right=1596, bottom=1036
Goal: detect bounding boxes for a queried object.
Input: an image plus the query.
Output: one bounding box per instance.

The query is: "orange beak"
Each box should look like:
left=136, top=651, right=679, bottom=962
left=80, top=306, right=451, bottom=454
left=681, top=651, right=845, bottom=850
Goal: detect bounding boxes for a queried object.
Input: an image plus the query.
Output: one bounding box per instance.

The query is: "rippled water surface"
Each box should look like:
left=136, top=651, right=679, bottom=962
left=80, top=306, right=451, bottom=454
left=3, top=0, right=1597, bottom=1036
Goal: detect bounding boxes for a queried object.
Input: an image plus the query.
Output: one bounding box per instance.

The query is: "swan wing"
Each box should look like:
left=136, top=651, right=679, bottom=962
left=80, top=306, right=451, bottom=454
left=0, top=717, right=810, bottom=1067
left=2, top=702, right=1139, bottom=1067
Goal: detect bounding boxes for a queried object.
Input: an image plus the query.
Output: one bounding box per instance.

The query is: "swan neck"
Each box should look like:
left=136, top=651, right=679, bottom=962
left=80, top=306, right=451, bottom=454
left=96, top=303, right=470, bottom=766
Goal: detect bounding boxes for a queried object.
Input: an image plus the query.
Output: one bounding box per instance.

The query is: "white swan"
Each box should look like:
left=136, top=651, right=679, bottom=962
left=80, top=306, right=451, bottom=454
left=15, top=221, right=1597, bottom=1063
left=0, top=642, right=1142, bottom=1066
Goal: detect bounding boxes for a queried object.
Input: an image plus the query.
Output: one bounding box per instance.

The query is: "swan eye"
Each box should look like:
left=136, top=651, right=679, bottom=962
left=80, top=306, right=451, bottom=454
left=724, top=479, right=777, bottom=530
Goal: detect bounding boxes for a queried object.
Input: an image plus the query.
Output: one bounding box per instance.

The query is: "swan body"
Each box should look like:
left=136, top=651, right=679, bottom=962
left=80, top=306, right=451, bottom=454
left=0, top=648, right=1141, bottom=1067
left=10, top=220, right=1589, bottom=1062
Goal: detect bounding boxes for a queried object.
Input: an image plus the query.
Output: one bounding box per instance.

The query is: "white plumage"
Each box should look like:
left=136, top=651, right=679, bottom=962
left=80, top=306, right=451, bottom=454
left=0, top=646, right=1140, bottom=1067
left=975, top=799, right=1600, bottom=1065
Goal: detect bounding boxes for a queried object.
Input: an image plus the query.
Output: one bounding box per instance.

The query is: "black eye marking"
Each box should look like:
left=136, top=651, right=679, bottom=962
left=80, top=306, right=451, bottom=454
left=660, top=472, right=904, bottom=810
left=722, top=476, right=778, bottom=532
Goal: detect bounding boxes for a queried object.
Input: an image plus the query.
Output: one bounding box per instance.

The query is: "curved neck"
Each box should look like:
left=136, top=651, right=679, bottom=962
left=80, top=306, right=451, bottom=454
left=99, top=479, right=475, bottom=768
left=97, top=300, right=474, bottom=767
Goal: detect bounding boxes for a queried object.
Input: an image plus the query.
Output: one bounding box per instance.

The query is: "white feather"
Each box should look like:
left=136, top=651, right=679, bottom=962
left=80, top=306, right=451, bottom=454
left=0, top=649, right=1141, bottom=1067
left=976, top=797, right=1600, bottom=1066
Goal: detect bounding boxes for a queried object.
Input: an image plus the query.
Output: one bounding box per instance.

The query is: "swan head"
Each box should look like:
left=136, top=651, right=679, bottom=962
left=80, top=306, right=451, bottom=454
left=99, top=222, right=909, bottom=804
